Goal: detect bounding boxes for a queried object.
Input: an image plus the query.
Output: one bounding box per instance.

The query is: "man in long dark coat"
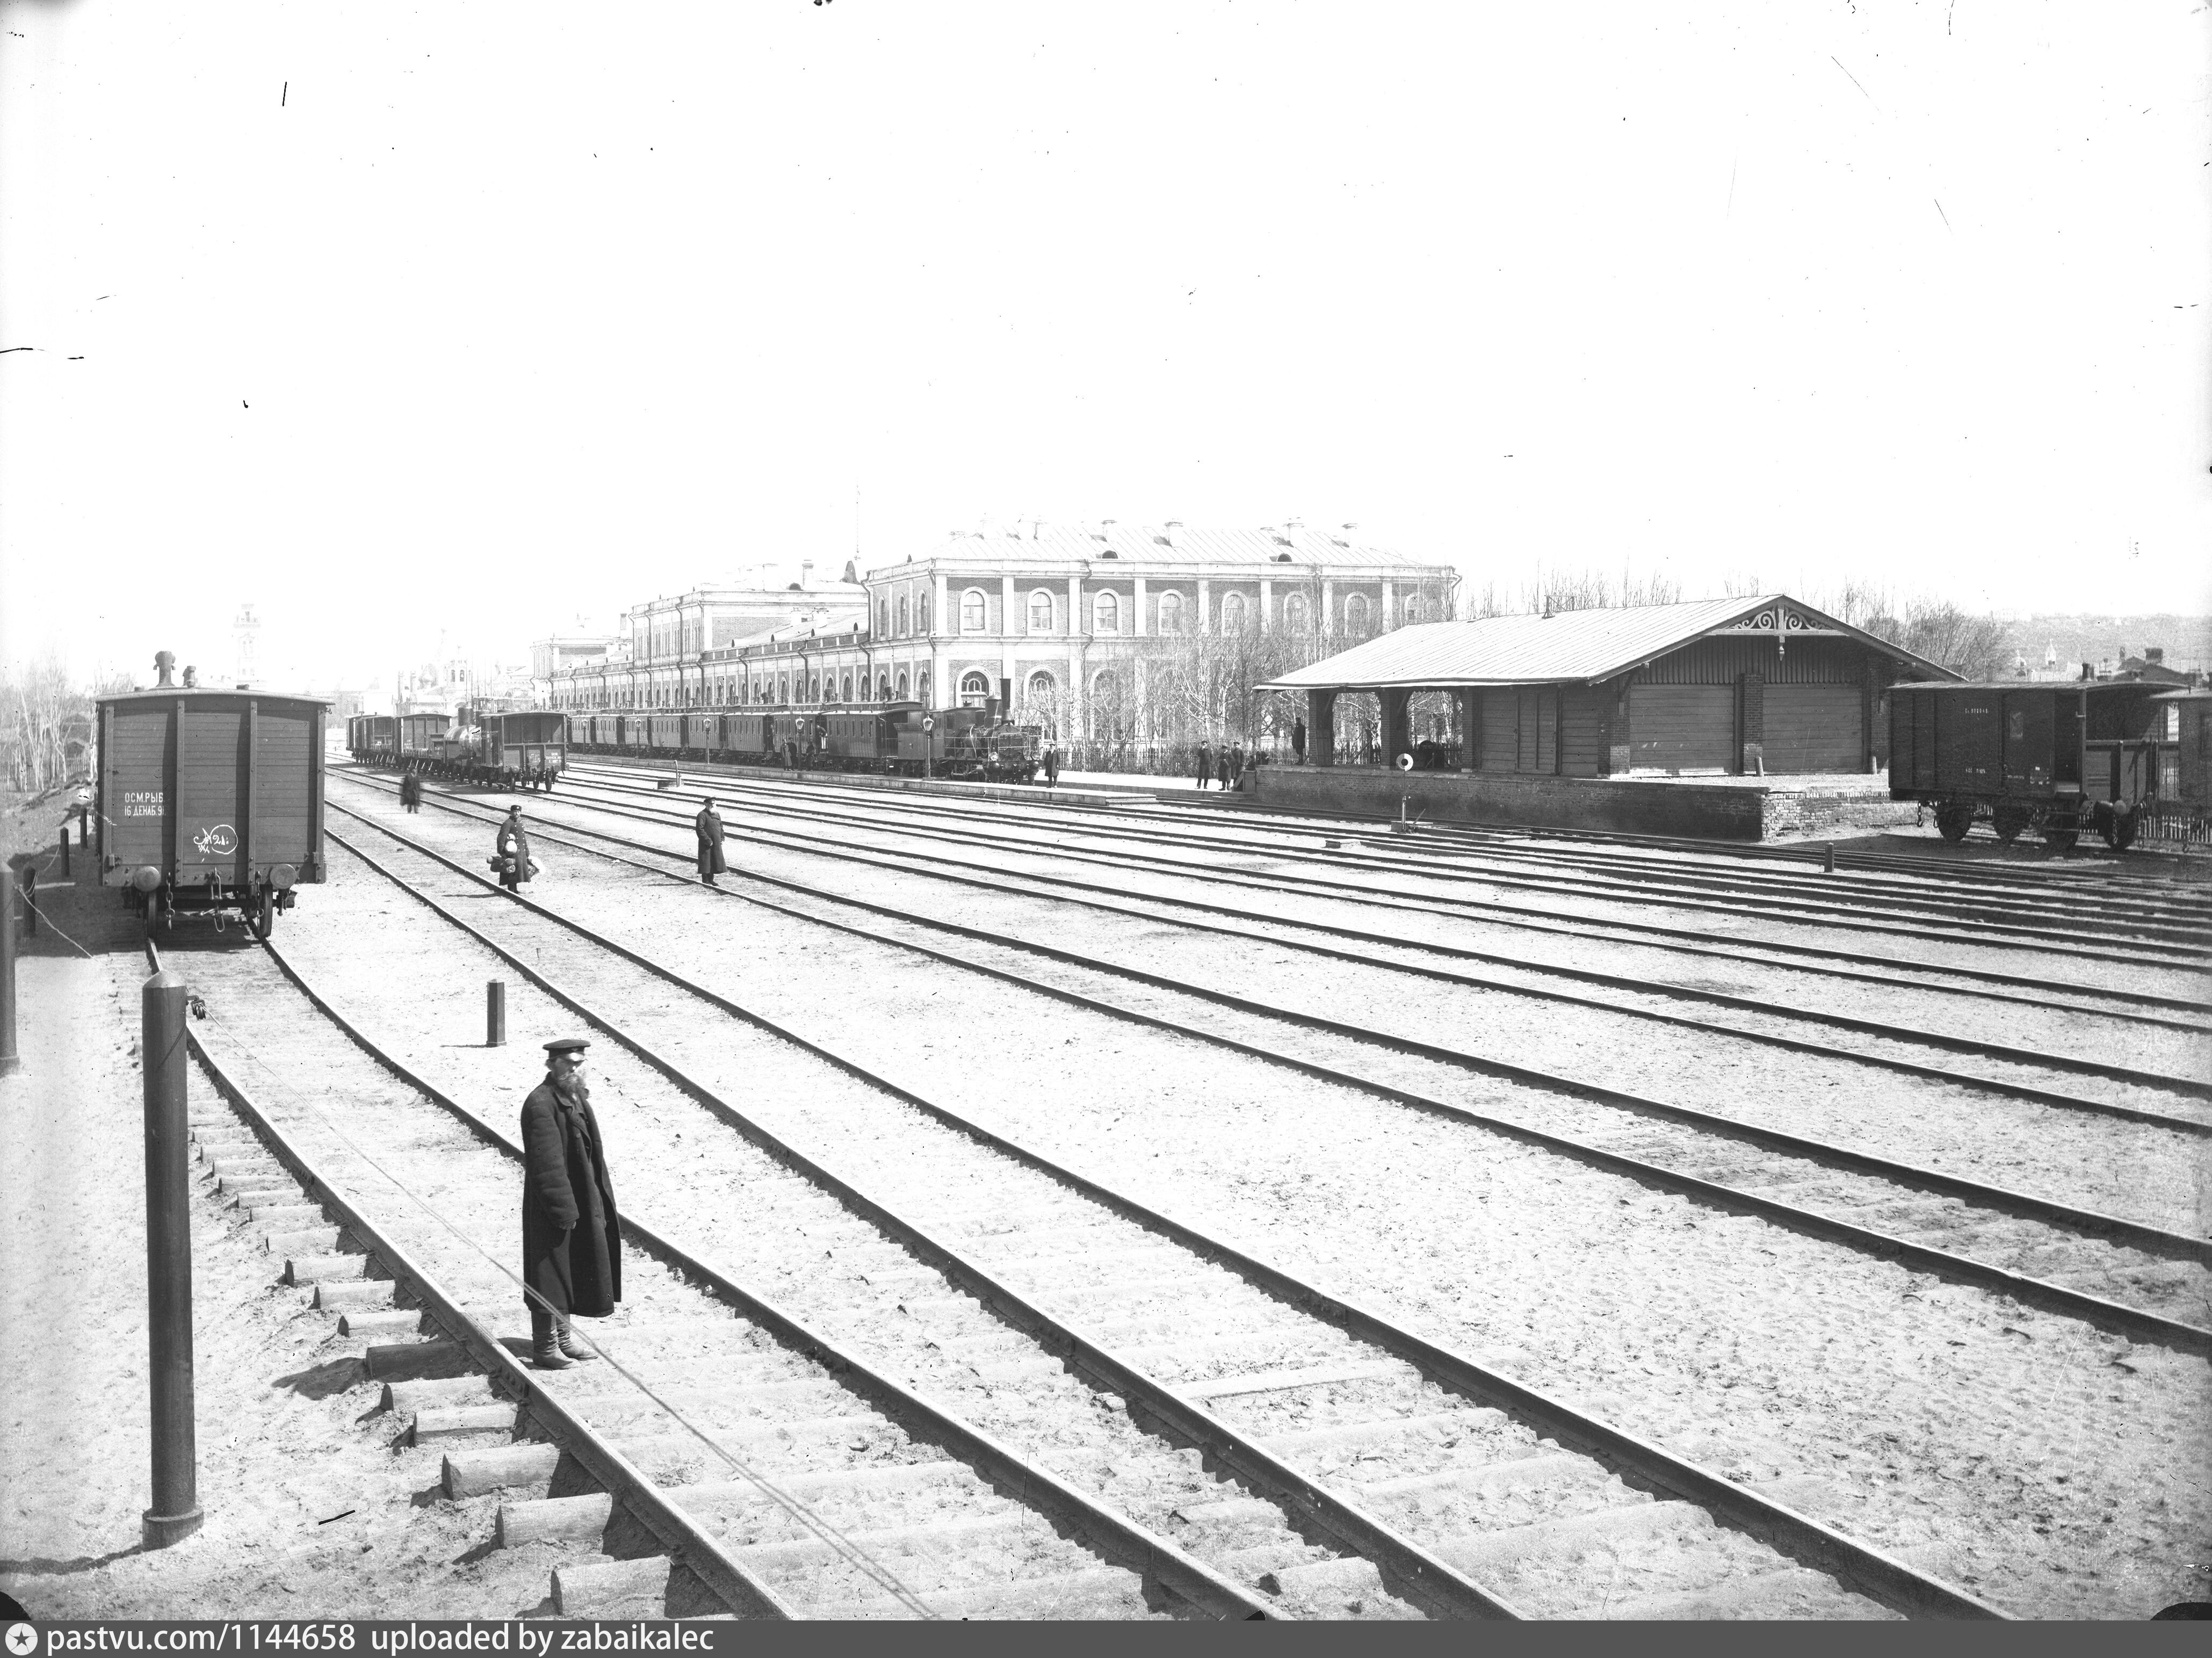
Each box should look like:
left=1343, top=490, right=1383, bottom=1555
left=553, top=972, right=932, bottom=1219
left=495, top=806, right=531, bottom=891
left=1292, top=719, right=1307, bottom=764
left=521, top=1037, right=621, bottom=1369
left=695, top=798, right=727, bottom=886
left=399, top=770, right=422, bottom=814
left=1042, top=745, right=1059, bottom=788
left=1194, top=742, right=1212, bottom=791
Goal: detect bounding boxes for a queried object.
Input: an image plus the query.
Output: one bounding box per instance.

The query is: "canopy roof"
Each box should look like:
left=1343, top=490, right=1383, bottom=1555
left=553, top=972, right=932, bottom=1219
left=1256, top=594, right=1960, bottom=692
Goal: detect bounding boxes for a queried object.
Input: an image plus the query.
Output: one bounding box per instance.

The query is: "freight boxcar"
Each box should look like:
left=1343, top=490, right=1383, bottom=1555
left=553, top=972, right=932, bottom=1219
left=98, top=653, right=328, bottom=937
left=353, top=715, right=397, bottom=766
left=1889, top=679, right=2170, bottom=850
left=397, top=713, right=451, bottom=771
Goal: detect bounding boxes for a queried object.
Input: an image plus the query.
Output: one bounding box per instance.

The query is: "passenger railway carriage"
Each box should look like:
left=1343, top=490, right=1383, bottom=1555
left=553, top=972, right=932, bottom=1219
left=1889, top=679, right=2173, bottom=850
left=98, top=652, right=328, bottom=937
left=564, top=698, right=1042, bottom=781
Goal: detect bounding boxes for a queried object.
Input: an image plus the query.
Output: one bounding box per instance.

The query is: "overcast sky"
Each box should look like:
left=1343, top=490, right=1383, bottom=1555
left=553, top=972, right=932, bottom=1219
left=2, top=0, right=2206, bottom=692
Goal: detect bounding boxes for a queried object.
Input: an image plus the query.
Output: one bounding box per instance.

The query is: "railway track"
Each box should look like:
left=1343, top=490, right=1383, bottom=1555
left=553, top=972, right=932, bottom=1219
left=328, top=786, right=2212, bottom=1358
left=557, top=759, right=2212, bottom=964
left=156, top=939, right=1273, bottom=1619
left=256, top=817, right=2028, bottom=1619
left=549, top=761, right=2212, bottom=1018
left=355, top=769, right=2212, bottom=1126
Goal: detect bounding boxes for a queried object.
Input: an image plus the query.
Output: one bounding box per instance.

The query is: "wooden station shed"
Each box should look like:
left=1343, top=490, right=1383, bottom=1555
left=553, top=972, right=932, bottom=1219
left=1260, top=593, right=1957, bottom=778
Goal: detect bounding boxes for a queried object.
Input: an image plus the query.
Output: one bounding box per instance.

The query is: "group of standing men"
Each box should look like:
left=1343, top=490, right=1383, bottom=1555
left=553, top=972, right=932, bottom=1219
left=1191, top=742, right=1250, bottom=792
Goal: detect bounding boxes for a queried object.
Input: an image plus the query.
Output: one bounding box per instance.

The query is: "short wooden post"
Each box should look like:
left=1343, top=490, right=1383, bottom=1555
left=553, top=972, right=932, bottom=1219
left=59, top=827, right=71, bottom=878
left=0, top=881, right=20, bottom=1077
left=486, top=980, right=506, bottom=1048
left=141, top=968, right=203, bottom=1547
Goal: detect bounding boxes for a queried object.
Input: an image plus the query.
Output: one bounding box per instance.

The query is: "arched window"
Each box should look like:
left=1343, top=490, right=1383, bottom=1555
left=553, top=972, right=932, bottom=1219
left=1402, top=597, right=1422, bottom=625
left=895, top=670, right=909, bottom=699
left=961, top=589, right=987, bottom=633
left=1284, top=594, right=1310, bottom=634
left=809, top=674, right=821, bottom=703
left=841, top=671, right=854, bottom=703
left=1344, top=593, right=1370, bottom=633
left=1221, top=591, right=1249, bottom=632
left=959, top=671, right=991, bottom=707
left=877, top=599, right=889, bottom=636
left=914, top=670, right=931, bottom=705
left=1091, top=669, right=1119, bottom=698
left=1157, top=592, right=1184, bottom=634
left=778, top=674, right=790, bottom=704
left=877, top=674, right=891, bottom=700
left=1028, top=591, right=1054, bottom=634
left=1026, top=669, right=1056, bottom=701
left=1094, top=590, right=1119, bottom=634
left=897, top=595, right=909, bottom=635
left=918, top=592, right=931, bottom=634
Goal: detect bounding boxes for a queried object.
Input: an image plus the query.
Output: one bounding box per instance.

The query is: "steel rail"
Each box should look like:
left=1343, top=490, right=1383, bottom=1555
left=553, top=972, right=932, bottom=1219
left=214, top=933, right=1280, bottom=1621
left=1124, top=785, right=2212, bottom=927
left=1148, top=779, right=2212, bottom=896
left=317, top=822, right=2008, bottom=1619
left=326, top=807, right=2212, bottom=1334
left=560, top=762, right=2212, bottom=965
left=150, top=941, right=796, bottom=1621
left=517, top=765, right=2212, bottom=1019
left=509, top=773, right=2212, bottom=1102
left=324, top=802, right=2212, bottom=1246
left=300, top=838, right=1509, bottom=1618
left=552, top=764, right=2212, bottom=987
left=361, top=774, right=2212, bottom=1116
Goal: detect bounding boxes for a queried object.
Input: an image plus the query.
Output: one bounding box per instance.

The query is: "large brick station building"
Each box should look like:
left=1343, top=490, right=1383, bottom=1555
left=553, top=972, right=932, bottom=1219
left=541, top=522, right=1458, bottom=735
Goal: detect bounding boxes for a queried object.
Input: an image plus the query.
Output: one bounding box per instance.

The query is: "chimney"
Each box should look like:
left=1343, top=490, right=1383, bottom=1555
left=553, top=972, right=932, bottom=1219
left=1159, top=520, right=1183, bottom=548
left=2147, top=646, right=2165, bottom=664
left=800, top=560, right=814, bottom=588
left=154, top=650, right=176, bottom=687
left=183, top=665, right=198, bottom=688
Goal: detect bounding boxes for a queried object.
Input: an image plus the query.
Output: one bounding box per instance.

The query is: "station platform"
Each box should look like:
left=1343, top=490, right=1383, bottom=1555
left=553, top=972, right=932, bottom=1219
left=1252, top=765, right=1915, bottom=843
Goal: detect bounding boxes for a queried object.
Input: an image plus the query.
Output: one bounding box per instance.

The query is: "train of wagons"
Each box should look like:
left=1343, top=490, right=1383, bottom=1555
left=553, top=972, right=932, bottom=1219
left=1888, top=677, right=2196, bottom=850
left=348, top=700, right=1044, bottom=784
left=561, top=701, right=1045, bottom=783
left=96, top=653, right=328, bottom=937
left=346, top=708, right=568, bottom=789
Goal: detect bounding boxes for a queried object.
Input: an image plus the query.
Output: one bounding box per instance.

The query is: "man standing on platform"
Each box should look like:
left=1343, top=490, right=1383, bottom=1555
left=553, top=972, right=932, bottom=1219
left=399, top=770, right=423, bottom=814
left=1043, top=745, right=1060, bottom=788
left=495, top=806, right=531, bottom=892
left=1292, top=719, right=1307, bottom=764
left=1194, top=741, right=1212, bottom=791
left=520, top=1038, right=622, bottom=1370
left=695, top=798, right=727, bottom=887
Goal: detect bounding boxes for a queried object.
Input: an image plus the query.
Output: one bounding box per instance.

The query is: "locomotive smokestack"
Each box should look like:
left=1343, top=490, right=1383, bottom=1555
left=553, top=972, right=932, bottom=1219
left=154, top=651, right=176, bottom=688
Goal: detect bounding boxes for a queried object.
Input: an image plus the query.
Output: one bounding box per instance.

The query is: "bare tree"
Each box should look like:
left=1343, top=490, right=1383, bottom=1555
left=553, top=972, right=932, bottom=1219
left=0, top=654, right=106, bottom=795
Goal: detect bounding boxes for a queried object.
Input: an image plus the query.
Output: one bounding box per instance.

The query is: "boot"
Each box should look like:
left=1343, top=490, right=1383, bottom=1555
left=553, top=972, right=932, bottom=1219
left=531, top=1337, right=571, bottom=1371
left=556, top=1320, right=597, bottom=1363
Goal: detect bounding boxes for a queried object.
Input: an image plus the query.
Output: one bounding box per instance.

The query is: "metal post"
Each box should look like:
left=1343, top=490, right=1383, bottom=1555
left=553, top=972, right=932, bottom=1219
left=1823, top=842, right=1837, bottom=874
left=18, top=865, right=34, bottom=937
left=59, top=827, right=71, bottom=878
left=141, top=968, right=203, bottom=1547
left=0, top=881, right=19, bottom=1077
left=487, top=980, right=506, bottom=1048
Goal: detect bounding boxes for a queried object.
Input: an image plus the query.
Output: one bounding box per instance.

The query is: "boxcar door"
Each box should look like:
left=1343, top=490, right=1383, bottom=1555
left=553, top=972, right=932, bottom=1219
left=103, top=700, right=175, bottom=880
left=2000, top=692, right=2055, bottom=795
left=176, top=704, right=249, bottom=890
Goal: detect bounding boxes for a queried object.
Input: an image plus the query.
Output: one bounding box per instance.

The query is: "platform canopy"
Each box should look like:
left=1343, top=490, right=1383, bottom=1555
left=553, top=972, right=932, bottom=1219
left=1255, top=593, right=1959, bottom=692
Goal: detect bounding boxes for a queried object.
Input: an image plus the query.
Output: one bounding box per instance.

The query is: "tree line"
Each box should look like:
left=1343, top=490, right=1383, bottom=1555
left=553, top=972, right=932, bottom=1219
left=0, top=656, right=124, bottom=797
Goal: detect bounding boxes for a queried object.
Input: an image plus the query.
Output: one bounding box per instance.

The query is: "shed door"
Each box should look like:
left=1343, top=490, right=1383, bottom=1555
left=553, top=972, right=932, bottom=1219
left=1629, top=686, right=1734, bottom=772
left=1479, top=692, right=1517, bottom=772
left=1763, top=685, right=1862, bottom=773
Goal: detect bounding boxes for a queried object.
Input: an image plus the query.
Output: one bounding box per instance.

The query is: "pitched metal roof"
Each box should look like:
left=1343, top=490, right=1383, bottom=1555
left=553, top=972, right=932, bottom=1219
left=1256, top=593, right=1960, bottom=691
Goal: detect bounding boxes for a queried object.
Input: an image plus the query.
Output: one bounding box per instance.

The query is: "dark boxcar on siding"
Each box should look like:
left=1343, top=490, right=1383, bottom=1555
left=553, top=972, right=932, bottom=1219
left=98, top=661, right=328, bottom=938
left=1889, top=679, right=2167, bottom=850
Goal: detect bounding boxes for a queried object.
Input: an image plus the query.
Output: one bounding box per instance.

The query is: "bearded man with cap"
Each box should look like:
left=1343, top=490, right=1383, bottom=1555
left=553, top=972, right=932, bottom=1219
left=694, top=798, right=727, bottom=886
left=519, top=1037, right=623, bottom=1369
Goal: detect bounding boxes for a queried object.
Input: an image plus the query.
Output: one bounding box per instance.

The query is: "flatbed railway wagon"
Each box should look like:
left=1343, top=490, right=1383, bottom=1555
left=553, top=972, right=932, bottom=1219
left=1889, top=678, right=2173, bottom=850
left=97, top=654, right=328, bottom=938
